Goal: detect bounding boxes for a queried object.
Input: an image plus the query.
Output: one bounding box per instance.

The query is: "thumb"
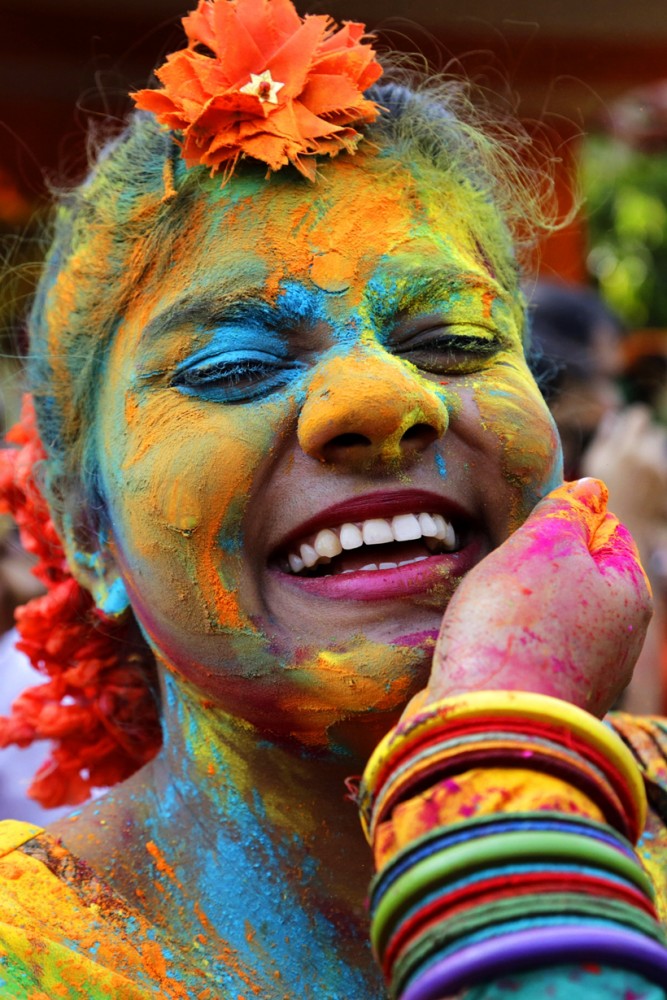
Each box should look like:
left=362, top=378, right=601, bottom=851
left=527, top=478, right=609, bottom=548
left=532, top=477, right=651, bottom=598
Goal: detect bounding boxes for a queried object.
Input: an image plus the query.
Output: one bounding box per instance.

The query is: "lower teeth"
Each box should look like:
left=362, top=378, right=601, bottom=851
left=342, top=555, right=431, bottom=574
left=285, top=539, right=456, bottom=576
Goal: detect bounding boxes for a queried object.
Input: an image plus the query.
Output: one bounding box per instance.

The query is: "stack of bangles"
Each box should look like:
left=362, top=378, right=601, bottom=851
left=356, top=691, right=667, bottom=999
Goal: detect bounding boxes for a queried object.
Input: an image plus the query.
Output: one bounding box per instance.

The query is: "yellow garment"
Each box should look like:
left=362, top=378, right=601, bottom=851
left=609, top=713, right=667, bottom=923
left=0, top=821, right=208, bottom=999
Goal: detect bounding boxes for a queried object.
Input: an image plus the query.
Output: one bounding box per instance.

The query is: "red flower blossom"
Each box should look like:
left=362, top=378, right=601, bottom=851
left=0, top=396, right=161, bottom=807
left=132, top=0, right=383, bottom=180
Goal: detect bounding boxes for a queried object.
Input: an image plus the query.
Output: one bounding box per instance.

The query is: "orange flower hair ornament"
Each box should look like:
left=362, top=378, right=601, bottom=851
left=0, top=397, right=161, bottom=807
left=132, top=0, right=383, bottom=180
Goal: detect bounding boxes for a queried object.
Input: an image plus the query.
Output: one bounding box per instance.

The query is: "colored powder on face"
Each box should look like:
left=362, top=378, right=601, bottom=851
left=67, top=148, right=563, bottom=746
left=473, top=358, right=563, bottom=525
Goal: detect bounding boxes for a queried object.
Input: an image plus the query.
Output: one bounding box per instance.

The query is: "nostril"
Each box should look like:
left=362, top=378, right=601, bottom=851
left=401, top=423, right=440, bottom=449
left=327, top=433, right=372, bottom=449
left=319, top=432, right=373, bottom=464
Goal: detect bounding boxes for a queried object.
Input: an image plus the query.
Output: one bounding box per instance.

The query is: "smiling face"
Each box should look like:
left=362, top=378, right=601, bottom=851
left=92, top=151, right=562, bottom=743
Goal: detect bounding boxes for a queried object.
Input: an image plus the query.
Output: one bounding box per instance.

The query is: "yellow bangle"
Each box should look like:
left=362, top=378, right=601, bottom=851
left=360, top=691, right=647, bottom=842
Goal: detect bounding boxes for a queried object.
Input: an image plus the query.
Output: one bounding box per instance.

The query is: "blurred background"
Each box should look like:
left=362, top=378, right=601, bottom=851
left=2, top=0, right=667, bottom=817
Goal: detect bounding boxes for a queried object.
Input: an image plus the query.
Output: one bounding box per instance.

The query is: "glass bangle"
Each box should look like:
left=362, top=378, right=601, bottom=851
left=371, top=829, right=655, bottom=954
left=399, top=924, right=667, bottom=1000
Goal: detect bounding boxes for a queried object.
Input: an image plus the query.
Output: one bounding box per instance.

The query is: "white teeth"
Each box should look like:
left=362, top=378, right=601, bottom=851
left=432, top=515, right=448, bottom=540
left=418, top=513, right=438, bottom=537
left=300, top=543, right=319, bottom=568
left=340, top=523, right=363, bottom=550
left=392, top=513, right=422, bottom=542
left=288, top=552, right=305, bottom=573
left=398, top=555, right=428, bottom=567
left=362, top=519, right=394, bottom=545
left=313, top=528, right=342, bottom=558
left=286, top=511, right=459, bottom=574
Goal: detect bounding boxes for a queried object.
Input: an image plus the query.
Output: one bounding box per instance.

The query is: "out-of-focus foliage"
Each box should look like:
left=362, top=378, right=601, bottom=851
left=583, top=79, right=667, bottom=329
left=582, top=135, right=667, bottom=328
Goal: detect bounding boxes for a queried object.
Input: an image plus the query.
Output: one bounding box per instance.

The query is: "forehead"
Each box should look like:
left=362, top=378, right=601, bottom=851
left=156, top=153, right=512, bottom=311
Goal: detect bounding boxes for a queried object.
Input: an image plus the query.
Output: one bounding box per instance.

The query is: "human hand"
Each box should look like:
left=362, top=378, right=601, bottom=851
left=406, top=479, right=652, bottom=719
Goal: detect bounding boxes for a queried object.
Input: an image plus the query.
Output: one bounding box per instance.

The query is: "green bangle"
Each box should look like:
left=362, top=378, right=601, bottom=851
left=371, top=829, right=654, bottom=955
left=370, top=812, right=637, bottom=910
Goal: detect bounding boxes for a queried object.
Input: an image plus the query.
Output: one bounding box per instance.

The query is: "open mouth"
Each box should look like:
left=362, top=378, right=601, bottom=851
left=275, top=512, right=461, bottom=578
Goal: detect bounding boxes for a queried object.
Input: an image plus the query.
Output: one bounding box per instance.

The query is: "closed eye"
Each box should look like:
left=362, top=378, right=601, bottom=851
left=398, top=329, right=500, bottom=375
left=171, top=353, right=301, bottom=403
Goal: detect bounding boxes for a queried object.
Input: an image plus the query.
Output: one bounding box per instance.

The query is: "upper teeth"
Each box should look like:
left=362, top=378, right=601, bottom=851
left=286, top=513, right=457, bottom=574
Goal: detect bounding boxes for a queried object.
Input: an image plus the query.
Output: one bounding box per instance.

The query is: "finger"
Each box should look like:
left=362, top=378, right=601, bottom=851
left=523, top=477, right=609, bottom=550
left=589, top=513, right=652, bottom=596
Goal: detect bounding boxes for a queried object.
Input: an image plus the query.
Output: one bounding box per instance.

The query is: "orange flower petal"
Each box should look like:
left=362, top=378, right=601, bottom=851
left=132, top=0, right=382, bottom=179
left=299, top=73, right=376, bottom=119
left=208, top=0, right=266, bottom=84
left=267, top=16, right=331, bottom=98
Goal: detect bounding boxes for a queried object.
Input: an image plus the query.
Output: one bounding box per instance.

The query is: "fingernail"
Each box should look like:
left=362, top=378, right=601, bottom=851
left=572, top=476, right=607, bottom=511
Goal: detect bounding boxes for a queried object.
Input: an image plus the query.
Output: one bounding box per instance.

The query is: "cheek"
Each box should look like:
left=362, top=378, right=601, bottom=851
left=100, top=384, right=285, bottom=637
left=473, top=362, right=563, bottom=516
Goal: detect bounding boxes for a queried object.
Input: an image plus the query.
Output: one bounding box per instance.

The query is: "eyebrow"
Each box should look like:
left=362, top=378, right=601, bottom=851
left=136, top=266, right=513, bottom=346
left=367, top=267, right=512, bottom=323
left=396, top=267, right=508, bottom=299
left=137, top=290, right=274, bottom=345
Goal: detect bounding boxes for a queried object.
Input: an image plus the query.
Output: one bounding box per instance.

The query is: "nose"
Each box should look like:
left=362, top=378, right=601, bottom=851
left=297, top=347, right=449, bottom=467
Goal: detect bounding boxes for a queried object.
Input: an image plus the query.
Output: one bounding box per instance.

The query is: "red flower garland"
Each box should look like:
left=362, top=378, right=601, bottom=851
left=0, top=396, right=161, bottom=807
left=132, top=0, right=383, bottom=180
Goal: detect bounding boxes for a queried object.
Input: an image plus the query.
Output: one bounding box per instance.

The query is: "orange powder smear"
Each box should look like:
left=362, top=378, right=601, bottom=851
left=299, top=349, right=448, bottom=463
left=309, top=249, right=357, bottom=292
left=193, top=902, right=262, bottom=995
left=145, top=839, right=184, bottom=890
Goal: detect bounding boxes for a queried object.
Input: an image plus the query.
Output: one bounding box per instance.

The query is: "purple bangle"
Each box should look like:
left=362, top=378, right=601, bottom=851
left=400, top=925, right=667, bottom=1000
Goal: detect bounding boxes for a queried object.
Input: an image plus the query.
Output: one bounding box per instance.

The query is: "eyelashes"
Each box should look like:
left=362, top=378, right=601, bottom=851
left=171, top=352, right=303, bottom=403
left=397, top=330, right=501, bottom=375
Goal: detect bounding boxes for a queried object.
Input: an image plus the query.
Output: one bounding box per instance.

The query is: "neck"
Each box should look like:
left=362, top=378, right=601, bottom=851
left=153, top=671, right=376, bottom=907
left=55, top=670, right=385, bottom=997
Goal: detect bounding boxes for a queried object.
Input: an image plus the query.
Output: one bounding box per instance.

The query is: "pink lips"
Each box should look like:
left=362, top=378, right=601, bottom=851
left=270, top=489, right=485, bottom=602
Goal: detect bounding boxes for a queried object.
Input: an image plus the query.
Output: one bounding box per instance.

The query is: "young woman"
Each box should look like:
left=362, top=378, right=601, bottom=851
left=1, top=1, right=666, bottom=996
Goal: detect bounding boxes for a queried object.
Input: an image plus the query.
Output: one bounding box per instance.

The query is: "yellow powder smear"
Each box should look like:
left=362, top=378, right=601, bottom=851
left=274, top=642, right=419, bottom=748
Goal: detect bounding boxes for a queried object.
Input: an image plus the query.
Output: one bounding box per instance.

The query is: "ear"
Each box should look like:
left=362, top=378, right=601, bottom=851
left=59, top=510, right=131, bottom=619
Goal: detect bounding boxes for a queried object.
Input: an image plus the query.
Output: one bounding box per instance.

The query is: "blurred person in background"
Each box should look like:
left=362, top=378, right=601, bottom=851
left=528, top=280, right=667, bottom=714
